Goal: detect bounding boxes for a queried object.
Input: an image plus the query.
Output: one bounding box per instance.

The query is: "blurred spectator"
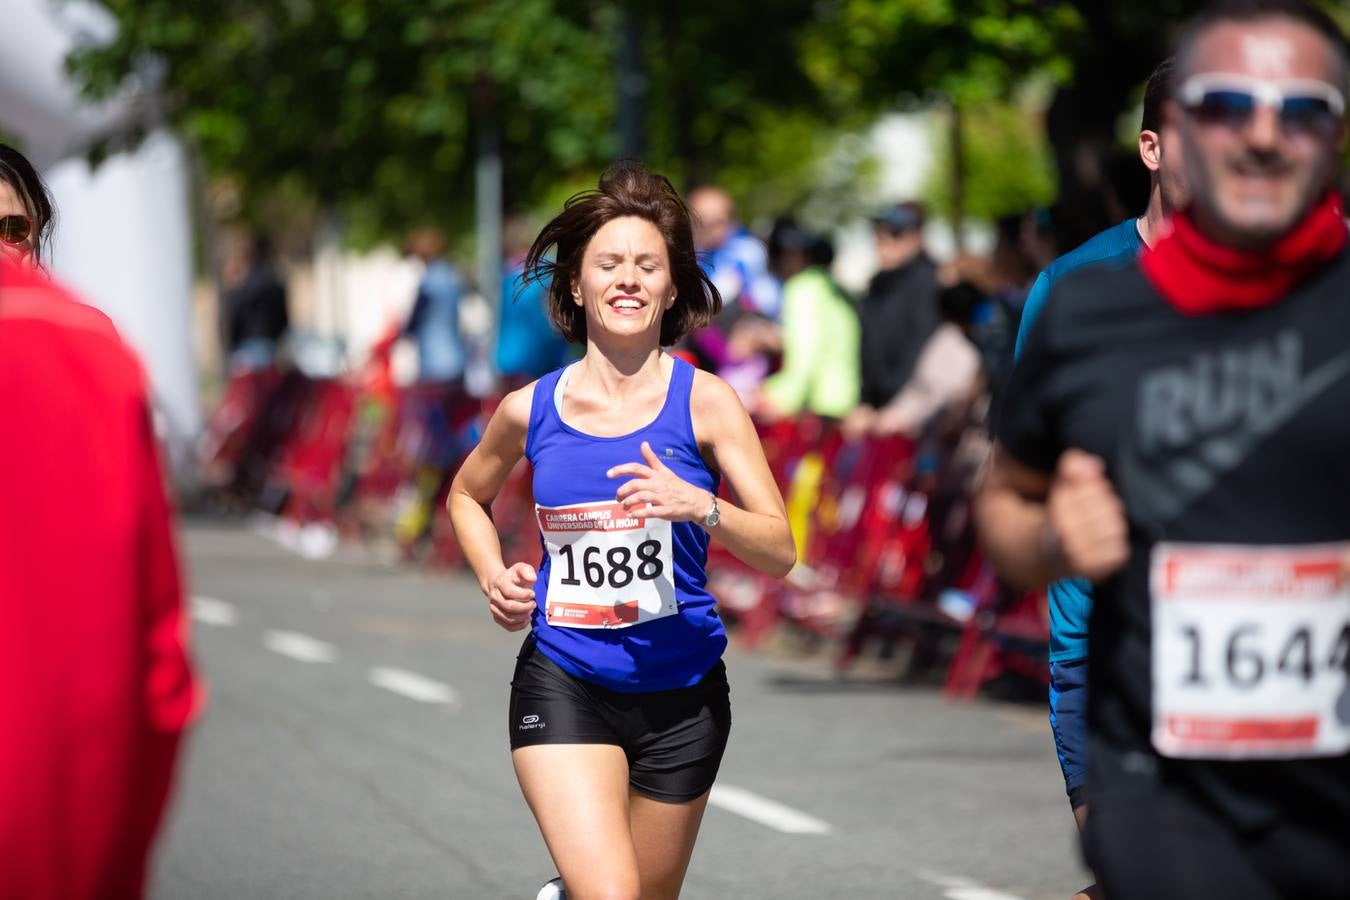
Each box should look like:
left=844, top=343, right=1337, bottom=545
left=495, top=214, right=569, bottom=384
left=757, top=220, right=859, bottom=419
left=0, top=255, right=200, bottom=898
left=221, top=233, right=289, bottom=371
left=686, top=186, right=781, bottom=395
left=1021, top=206, right=1060, bottom=272
left=843, top=202, right=941, bottom=439
left=872, top=279, right=984, bottom=439
left=689, top=185, right=781, bottom=320
left=0, top=142, right=55, bottom=269
left=971, top=213, right=1042, bottom=394
left=403, top=228, right=467, bottom=385
left=991, top=213, right=1038, bottom=319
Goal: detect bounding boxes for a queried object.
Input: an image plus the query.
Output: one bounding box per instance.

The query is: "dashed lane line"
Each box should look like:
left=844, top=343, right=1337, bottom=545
left=262, top=630, right=338, bottom=664
left=707, top=784, right=833, bottom=835
left=919, top=870, right=1028, bottom=900
left=190, top=596, right=238, bottom=627
left=369, top=667, right=459, bottom=705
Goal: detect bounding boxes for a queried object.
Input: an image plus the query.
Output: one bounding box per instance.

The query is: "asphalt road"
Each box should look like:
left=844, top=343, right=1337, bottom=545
left=151, top=519, right=1091, bottom=900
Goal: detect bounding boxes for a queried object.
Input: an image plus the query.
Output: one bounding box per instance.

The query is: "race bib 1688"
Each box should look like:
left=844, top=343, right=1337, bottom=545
left=537, top=500, right=677, bottom=629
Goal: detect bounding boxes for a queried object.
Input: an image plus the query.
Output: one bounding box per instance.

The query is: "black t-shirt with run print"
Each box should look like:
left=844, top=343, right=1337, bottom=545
left=999, top=250, right=1350, bottom=832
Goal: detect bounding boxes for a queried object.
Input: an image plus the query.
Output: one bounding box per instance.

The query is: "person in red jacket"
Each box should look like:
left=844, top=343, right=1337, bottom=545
left=0, top=255, right=201, bottom=899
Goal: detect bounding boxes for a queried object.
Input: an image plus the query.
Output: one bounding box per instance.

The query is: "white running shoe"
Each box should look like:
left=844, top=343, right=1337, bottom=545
left=535, top=877, right=566, bottom=900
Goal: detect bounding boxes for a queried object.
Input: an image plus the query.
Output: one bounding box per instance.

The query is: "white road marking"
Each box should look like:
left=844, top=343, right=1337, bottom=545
left=919, top=871, right=1027, bottom=900
left=707, top=784, right=833, bottom=835
left=369, top=667, right=458, bottom=705
left=190, top=596, right=238, bottom=627
left=262, top=630, right=337, bottom=664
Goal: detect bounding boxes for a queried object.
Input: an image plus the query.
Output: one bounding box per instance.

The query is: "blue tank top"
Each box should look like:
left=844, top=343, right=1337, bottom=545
left=525, top=357, right=726, bottom=692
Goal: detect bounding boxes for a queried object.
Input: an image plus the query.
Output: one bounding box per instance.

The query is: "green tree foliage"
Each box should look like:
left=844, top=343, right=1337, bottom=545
left=799, top=0, right=1080, bottom=109
left=924, top=101, right=1058, bottom=224
left=69, top=0, right=1350, bottom=249
left=74, top=0, right=1085, bottom=241
left=72, top=0, right=617, bottom=241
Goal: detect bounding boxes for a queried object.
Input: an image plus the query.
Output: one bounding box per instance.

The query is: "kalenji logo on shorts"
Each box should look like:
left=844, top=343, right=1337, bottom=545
left=519, top=714, right=545, bottom=731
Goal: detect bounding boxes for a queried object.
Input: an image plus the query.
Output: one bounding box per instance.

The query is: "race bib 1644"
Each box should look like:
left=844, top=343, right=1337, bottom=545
left=1151, top=542, right=1350, bottom=759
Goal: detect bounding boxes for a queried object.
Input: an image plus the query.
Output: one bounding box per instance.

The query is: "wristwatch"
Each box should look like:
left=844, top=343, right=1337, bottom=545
left=701, top=493, right=721, bottom=528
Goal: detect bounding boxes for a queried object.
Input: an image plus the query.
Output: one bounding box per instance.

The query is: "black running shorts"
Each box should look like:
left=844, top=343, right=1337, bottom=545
left=508, top=636, right=732, bottom=804
left=1083, top=741, right=1350, bottom=900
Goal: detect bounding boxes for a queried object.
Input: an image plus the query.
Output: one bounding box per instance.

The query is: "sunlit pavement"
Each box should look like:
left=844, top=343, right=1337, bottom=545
left=153, top=519, right=1090, bottom=900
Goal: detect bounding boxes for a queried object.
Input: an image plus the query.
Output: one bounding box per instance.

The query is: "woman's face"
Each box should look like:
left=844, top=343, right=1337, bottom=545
left=573, top=216, right=676, bottom=345
left=0, top=180, right=35, bottom=266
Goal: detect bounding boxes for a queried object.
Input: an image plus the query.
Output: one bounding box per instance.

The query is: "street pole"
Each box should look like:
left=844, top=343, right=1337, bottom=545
left=616, top=11, right=645, bottom=158
left=950, top=99, right=966, bottom=254
left=474, top=73, right=502, bottom=387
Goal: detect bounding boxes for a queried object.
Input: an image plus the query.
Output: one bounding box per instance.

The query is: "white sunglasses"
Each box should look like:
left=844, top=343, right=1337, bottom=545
left=1179, top=73, right=1345, bottom=133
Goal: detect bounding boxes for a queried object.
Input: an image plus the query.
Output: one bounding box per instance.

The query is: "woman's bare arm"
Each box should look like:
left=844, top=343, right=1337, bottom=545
left=693, top=372, right=796, bottom=577
left=447, top=387, right=537, bottom=630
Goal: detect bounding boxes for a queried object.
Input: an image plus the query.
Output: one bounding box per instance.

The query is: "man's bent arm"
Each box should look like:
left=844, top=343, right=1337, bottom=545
left=974, top=443, right=1065, bottom=590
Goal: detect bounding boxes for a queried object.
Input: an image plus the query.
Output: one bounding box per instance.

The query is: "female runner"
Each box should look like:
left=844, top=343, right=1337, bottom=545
left=449, top=162, right=795, bottom=900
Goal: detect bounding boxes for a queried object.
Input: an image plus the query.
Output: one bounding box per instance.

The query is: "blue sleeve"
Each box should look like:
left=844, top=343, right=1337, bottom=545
left=1014, top=270, right=1052, bottom=362
left=404, top=286, right=429, bottom=338
left=440, top=267, right=463, bottom=316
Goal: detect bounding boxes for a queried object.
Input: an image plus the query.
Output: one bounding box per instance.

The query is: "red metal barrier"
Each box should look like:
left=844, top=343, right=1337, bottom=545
left=703, top=414, right=1046, bottom=695
left=198, top=366, right=284, bottom=489
left=273, top=377, right=357, bottom=524
left=943, top=584, right=1050, bottom=699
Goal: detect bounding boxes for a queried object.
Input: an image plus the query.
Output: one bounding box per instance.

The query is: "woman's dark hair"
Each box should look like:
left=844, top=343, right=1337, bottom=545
left=524, top=160, right=721, bottom=347
left=0, top=143, right=55, bottom=265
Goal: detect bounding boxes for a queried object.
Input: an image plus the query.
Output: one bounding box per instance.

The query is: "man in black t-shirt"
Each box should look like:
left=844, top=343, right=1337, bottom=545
left=221, top=234, right=289, bottom=371
left=842, top=202, right=941, bottom=439
left=976, top=3, right=1350, bottom=898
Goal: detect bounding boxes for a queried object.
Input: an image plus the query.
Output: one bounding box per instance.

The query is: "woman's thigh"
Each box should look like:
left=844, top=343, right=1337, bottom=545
left=628, top=788, right=711, bottom=900
left=513, top=744, right=639, bottom=900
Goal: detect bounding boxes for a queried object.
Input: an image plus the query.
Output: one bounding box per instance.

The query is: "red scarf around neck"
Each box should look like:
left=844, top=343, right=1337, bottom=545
left=1140, top=191, right=1347, bottom=315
